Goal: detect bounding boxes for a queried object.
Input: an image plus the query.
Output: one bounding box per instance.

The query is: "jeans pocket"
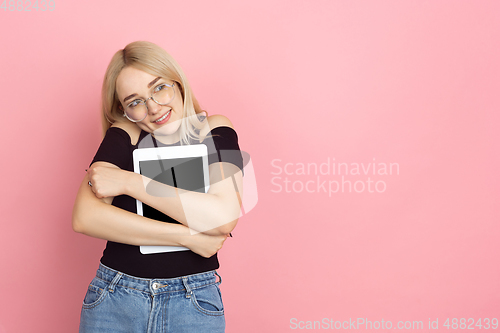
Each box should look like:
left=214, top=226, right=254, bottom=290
left=190, top=284, right=224, bottom=316
left=82, top=277, right=110, bottom=309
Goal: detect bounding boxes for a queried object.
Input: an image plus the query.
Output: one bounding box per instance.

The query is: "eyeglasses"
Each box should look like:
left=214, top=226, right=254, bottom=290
left=122, top=82, right=176, bottom=122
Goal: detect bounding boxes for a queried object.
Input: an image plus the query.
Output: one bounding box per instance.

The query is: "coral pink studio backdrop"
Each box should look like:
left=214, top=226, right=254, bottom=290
left=1, top=1, right=499, bottom=332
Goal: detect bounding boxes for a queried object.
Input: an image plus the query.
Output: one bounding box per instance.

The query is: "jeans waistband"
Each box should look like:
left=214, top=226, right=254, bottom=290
left=95, top=262, right=221, bottom=295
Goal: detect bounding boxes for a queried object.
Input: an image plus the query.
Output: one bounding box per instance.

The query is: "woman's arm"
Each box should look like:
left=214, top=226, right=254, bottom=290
left=87, top=116, right=244, bottom=236
left=127, top=161, right=242, bottom=236
left=72, top=162, right=228, bottom=258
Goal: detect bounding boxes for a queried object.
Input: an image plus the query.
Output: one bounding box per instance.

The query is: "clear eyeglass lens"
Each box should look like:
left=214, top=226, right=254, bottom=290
left=124, top=84, right=175, bottom=122
left=125, top=102, right=147, bottom=122
left=153, top=84, right=175, bottom=105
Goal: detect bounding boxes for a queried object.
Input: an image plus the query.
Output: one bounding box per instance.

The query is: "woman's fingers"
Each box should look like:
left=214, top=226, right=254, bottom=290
left=86, top=165, right=127, bottom=198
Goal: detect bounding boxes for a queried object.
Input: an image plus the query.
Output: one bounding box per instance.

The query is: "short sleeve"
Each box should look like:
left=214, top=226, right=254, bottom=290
left=89, top=127, right=132, bottom=170
left=204, top=126, right=244, bottom=174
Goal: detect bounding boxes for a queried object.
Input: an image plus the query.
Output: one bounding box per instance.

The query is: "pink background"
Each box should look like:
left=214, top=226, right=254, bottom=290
left=1, top=0, right=499, bottom=332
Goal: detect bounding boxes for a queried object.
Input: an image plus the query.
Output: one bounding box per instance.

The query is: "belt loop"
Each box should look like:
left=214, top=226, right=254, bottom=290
left=108, top=271, right=123, bottom=293
left=182, top=277, right=193, bottom=298
left=214, top=271, right=222, bottom=285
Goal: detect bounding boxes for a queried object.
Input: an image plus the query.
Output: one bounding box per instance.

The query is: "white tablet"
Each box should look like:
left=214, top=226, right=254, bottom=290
left=132, top=144, right=210, bottom=254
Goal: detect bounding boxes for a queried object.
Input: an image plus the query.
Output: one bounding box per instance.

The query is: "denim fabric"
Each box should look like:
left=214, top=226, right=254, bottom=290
left=79, top=262, right=225, bottom=332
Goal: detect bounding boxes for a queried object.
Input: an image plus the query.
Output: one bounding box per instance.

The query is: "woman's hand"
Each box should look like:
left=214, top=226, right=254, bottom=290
left=181, top=232, right=229, bottom=258
left=87, top=164, right=133, bottom=199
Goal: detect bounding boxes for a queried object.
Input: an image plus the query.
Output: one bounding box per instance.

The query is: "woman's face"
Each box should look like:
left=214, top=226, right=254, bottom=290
left=116, top=66, right=184, bottom=142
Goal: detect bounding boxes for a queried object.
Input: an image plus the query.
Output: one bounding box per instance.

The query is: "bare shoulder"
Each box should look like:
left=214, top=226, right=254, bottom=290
left=199, top=114, right=234, bottom=141
left=110, top=120, right=142, bottom=145
left=207, top=114, right=234, bottom=130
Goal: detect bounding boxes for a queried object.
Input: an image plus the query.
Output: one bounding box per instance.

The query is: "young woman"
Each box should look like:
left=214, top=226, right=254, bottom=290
left=72, top=41, right=244, bottom=332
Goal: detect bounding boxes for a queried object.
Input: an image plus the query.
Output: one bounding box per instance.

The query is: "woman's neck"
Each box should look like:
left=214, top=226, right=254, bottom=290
left=151, top=132, right=180, bottom=145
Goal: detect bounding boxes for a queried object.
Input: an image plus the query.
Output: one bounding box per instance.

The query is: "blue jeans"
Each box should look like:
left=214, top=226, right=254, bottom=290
left=79, top=262, right=225, bottom=332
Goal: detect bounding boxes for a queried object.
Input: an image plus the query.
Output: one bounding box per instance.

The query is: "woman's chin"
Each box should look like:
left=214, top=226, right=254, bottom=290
left=153, top=122, right=181, bottom=141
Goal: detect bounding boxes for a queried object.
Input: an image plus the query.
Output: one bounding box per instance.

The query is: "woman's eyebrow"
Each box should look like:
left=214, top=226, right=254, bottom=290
left=123, top=77, right=162, bottom=103
left=147, top=77, right=162, bottom=88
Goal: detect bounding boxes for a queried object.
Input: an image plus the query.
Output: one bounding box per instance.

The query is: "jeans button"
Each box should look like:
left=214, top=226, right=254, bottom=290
left=153, top=282, right=160, bottom=290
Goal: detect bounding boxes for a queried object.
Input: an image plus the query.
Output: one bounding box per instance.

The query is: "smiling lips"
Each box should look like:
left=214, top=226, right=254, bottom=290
left=153, top=109, right=171, bottom=124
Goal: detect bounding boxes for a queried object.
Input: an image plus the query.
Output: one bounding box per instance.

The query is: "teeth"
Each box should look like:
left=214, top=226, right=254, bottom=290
left=155, top=110, right=171, bottom=123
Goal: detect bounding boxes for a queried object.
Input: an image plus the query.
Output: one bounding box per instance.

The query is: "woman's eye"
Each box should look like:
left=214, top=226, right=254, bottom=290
left=129, top=100, right=141, bottom=108
left=154, top=84, right=167, bottom=92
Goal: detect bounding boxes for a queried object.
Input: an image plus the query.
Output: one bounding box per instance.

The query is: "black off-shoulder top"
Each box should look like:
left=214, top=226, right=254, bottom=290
left=89, top=125, right=243, bottom=278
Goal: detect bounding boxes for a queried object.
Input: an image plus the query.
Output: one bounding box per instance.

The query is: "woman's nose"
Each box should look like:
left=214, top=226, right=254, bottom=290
left=146, top=99, right=161, bottom=115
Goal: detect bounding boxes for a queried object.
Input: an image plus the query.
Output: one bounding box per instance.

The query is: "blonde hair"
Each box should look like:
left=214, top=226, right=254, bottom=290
left=101, top=41, right=207, bottom=144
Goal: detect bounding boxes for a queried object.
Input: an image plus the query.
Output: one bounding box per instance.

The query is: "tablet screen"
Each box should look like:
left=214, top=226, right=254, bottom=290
left=139, top=156, right=206, bottom=224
